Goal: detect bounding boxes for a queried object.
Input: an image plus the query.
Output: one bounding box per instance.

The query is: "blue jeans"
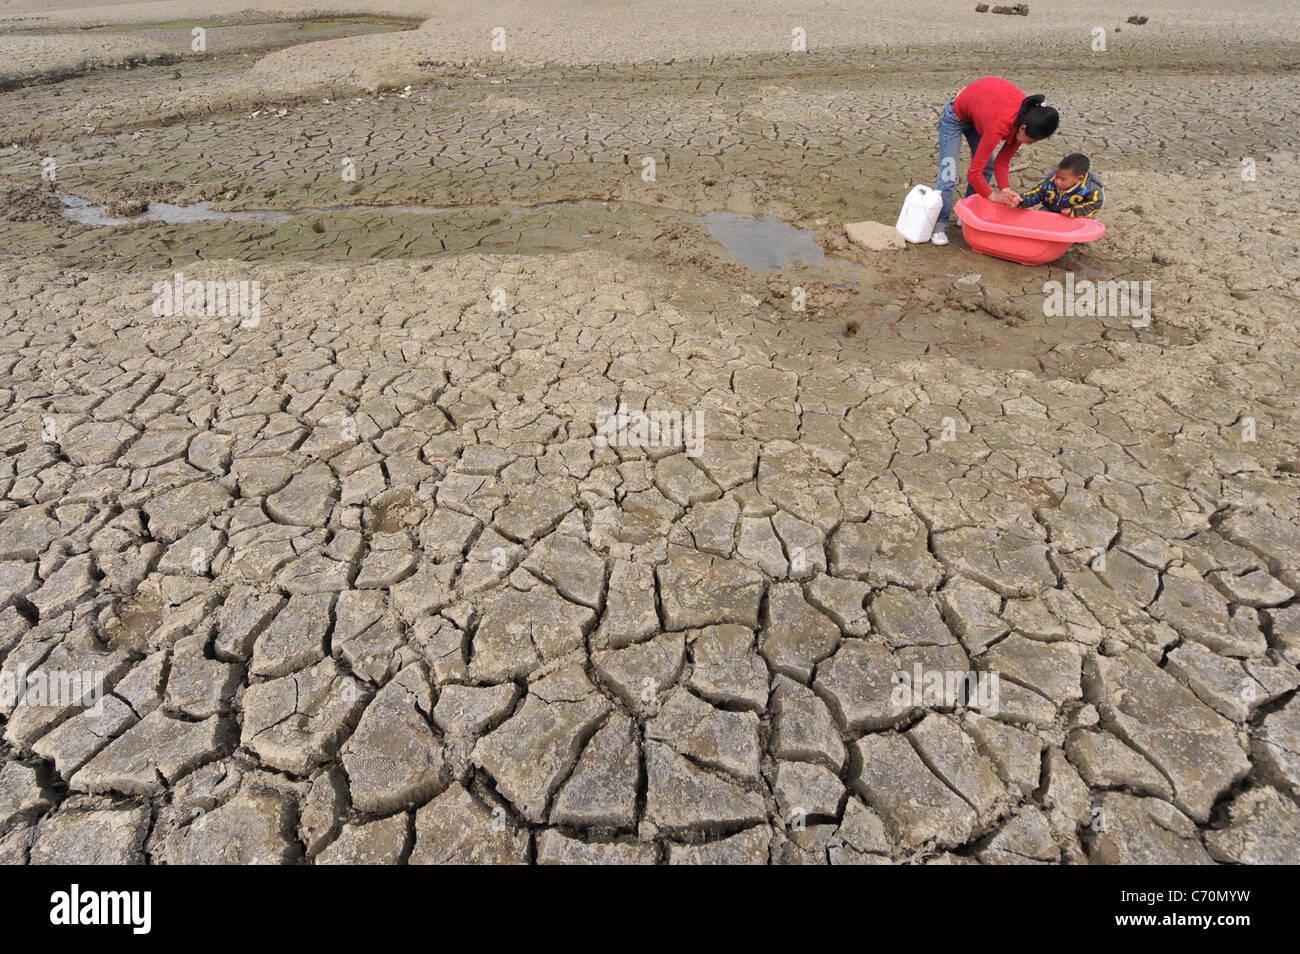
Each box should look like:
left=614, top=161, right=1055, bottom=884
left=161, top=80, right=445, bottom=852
left=934, top=98, right=994, bottom=232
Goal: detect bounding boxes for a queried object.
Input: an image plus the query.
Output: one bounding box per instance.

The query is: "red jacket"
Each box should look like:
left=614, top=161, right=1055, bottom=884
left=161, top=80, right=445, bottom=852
left=953, top=77, right=1025, bottom=198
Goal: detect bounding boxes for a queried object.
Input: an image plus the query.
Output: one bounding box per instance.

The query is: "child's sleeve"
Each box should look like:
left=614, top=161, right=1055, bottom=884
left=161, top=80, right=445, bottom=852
left=1066, top=181, right=1105, bottom=218
left=1019, top=173, right=1050, bottom=208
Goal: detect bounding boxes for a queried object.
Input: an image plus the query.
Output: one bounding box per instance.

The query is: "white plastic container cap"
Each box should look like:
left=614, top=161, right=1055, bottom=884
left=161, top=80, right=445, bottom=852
left=896, top=185, right=944, bottom=243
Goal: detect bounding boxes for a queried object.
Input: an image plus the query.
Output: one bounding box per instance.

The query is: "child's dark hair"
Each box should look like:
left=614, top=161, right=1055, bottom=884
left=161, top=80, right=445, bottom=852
left=1015, top=94, right=1059, bottom=140
left=1059, top=153, right=1090, bottom=175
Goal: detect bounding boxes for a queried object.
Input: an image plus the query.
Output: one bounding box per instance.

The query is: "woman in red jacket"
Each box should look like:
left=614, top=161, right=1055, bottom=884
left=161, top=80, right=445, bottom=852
left=931, top=77, right=1059, bottom=245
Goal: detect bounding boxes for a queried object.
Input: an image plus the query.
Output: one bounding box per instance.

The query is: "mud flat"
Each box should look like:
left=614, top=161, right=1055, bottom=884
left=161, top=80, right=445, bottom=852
left=0, top=1, right=1298, bottom=866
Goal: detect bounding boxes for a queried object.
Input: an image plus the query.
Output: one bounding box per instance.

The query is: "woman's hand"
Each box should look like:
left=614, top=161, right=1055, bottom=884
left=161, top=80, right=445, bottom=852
left=991, top=189, right=1022, bottom=207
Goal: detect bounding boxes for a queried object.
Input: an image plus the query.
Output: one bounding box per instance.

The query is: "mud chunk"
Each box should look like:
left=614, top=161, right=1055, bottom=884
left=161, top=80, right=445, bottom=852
left=814, top=638, right=910, bottom=732
left=594, top=560, right=658, bottom=648
left=551, top=713, right=640, bottom=829
left=837, top=798, right=892, bottom=857
left=593, top=631, right=685, bottom=709
left=142, top=481, right=231, bottom=543
left=165, top=789, right=300, bottom=865
left=1165, top=641, right=1296, bottom=722
left=806, top=574, right=872, bottom=636
left=215, top=586, right=285, bottom=662
left=472, top=665, right=610, bottom=823
left=165, top=643, right=242, bottom=719
left=644, top=741, right=766, bottom=834
left=646, top=687, right=761, bottom=782
left=30, top=806, right=150, bottom=865
left=1151, top=571, right=1267, bottom=657
left=1204, top=787, right=1300, bottom=864
left=433, top=683, right=519, bottom=737
left=522, top=531, right=606, bottom=609
left=1253, top=696, right=1300, bottom=799
left=33, top=696, right=137, bottom=776
left=669, top=826, right=771, bottom=864
left=299, top=768, right=347, bottom=859
left=773, top=761, right=845, bottom=820
left=850, top=732, right=977, bottom=849
left=250, top=592, right=332, bottom=678
left=470, top=583, right=595, bottom=682
left=829, top=512, right=940, bottom=588
left=1085, top=793, right=1212, bottom=864
left=0, top=761, right=53, bottom=830
left=978, top=807, right=1059, bottom=864
left=964, top=713, right=1043, bottom=796
left=267, top=461, right=337, bottom=527
left=932, top=526, right=1055, bottom=598
left=1064, top=729, right=1172, bottom=798
left=0, top=506, right=60, bottom=561
left=982, top=634, right=1082, bottom=705
left=317, top=815, right=411, bottom=865
left=760, top=581, right=840, bottom=681
left=844, top=221, right=904, bottom=251
left=494, top=484, right=572, bottom=543
left=241, top=657, right=368, bottom=775
left=907, top=713, right=1006, bottom=819
left=536, top=830, right=657, bottom=865
left=686, top=624, right=768, bottom=711
left=410, top=782, right=529, bottom=865
left=341, top=664, right=444, bottom=814
left=71, top=710, right=226, bottom=797
left=1086, top=650, right=1249, bottom=821
left=939, top=576, right=1008, bottom=653
left=654, top=454, right=721, bottom=507
left=770, top=675, right=845, bottom=770
left=657, top=549, right=764, bottom=630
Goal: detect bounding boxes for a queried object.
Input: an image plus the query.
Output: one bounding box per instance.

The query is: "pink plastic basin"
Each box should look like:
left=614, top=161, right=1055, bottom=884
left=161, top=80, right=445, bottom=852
left=954, top=195, right=1105, bottom=265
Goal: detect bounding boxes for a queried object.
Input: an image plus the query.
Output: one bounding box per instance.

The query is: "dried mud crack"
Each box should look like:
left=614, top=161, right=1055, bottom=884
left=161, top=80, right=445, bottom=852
left=0, top=0, right=1297, bottom=866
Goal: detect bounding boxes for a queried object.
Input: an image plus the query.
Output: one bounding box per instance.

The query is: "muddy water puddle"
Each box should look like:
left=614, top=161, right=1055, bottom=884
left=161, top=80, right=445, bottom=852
left=700, top=212, right=825, bottom=270
left=59, top=194, right=294, bottom=227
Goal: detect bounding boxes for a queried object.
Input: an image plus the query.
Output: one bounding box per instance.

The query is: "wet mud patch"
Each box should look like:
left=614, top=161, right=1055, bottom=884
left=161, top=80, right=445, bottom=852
left=369, top=488, right=425, bottom=534
left=36, top=192, right=835, bottom=278
left=103, top=590, right=164, bottom=654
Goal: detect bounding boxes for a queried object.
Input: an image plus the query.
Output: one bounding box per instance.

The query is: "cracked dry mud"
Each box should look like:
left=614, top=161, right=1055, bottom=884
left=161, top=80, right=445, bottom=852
left=0, top=0, right=1298, bottom=865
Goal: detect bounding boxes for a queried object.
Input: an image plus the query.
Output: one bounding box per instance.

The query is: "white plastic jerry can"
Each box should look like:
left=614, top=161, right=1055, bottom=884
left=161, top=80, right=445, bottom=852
left=895, top=184, right=944, bottom=243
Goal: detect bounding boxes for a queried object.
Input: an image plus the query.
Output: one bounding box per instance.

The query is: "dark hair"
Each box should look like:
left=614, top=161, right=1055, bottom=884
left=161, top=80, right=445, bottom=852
left=1015, top=94, right=1059, bottom=140
left=1059, top=153, right=1090, bottom=175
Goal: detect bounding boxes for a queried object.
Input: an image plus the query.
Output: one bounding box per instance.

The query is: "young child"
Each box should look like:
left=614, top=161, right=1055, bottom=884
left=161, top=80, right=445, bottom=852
left=1018, top=153, right=1104, bottom=218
